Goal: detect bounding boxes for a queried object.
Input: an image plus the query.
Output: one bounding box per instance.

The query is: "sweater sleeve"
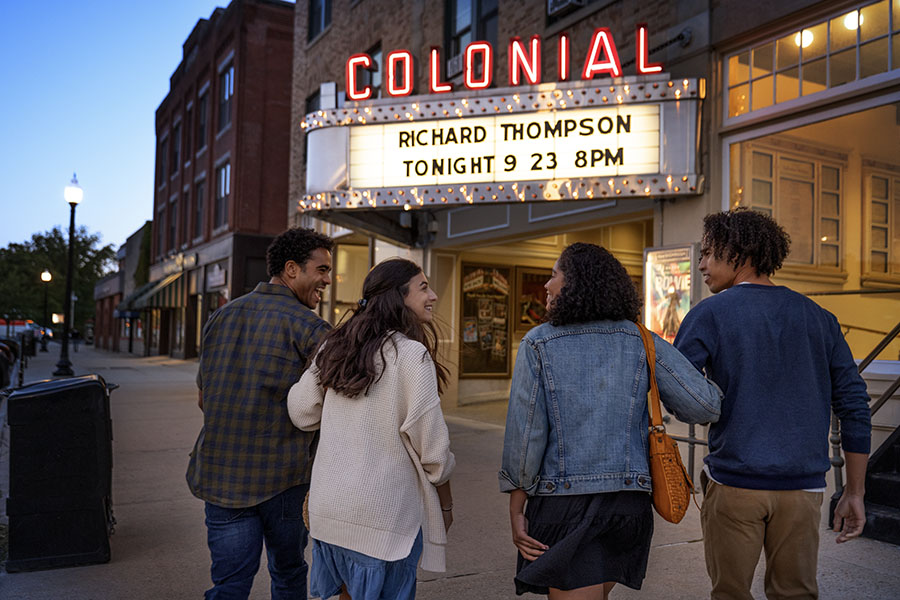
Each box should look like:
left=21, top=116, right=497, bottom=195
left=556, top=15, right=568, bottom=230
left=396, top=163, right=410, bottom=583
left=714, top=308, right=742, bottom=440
left=287, top=361, right=325, bottom=432
left=673, top=301, right=717, bottom=375
left=827, top=316, right=872, bottom=454
left=399, top=344, right=455, bottom=486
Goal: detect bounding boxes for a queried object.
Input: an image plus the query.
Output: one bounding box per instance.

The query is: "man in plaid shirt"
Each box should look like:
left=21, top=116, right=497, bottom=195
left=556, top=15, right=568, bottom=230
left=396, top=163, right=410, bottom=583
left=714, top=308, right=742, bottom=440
left=187, top=227, right=334, bottom=599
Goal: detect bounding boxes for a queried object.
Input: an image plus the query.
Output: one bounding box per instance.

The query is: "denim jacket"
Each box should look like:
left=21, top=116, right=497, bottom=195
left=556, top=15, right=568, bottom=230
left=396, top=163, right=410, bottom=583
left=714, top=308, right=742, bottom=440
left=499, top=320, right=722, bottom=497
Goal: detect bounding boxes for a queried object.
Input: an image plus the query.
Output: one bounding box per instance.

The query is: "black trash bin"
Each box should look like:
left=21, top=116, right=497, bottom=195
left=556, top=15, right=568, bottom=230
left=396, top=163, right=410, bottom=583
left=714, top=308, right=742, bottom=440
left=21, top=329, right=36, bottom=357
left=5, top=374, right=115, bottom=572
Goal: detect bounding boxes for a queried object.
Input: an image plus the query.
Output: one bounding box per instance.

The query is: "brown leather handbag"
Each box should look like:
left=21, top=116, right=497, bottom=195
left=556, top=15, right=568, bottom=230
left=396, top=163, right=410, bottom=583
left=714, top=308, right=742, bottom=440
left=637, top=322, right=694, bottom=524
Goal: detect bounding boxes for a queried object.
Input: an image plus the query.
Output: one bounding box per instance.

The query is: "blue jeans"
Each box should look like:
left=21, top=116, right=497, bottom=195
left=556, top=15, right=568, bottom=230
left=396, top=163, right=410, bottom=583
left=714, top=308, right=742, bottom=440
left=204, top=483, right=310, bottom=600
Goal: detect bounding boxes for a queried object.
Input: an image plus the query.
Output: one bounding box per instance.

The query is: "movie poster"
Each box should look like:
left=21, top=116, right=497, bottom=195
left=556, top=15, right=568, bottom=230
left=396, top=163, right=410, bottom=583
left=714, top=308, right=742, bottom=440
left=643, top=246, right=695, bottom=343
left=460, top=264, right=511, bottom=376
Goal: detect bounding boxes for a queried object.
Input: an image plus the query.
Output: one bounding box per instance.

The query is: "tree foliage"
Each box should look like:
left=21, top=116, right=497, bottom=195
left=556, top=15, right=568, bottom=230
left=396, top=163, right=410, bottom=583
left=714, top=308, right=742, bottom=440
left=0, top=227, right=116, bottom=332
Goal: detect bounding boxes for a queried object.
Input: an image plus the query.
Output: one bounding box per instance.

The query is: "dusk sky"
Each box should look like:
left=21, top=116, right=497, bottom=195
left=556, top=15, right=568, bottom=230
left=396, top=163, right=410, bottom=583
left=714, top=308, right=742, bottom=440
left=0, top=1, right=282, bottom=250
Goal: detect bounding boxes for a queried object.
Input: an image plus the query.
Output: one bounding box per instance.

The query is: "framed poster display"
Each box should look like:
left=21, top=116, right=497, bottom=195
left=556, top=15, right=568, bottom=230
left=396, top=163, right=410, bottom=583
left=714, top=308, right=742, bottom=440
left=515, top=267, right=551, bottom=332
left=642, top=244, right=698, bottom=343
left=459, top=263, right=512, bottom=377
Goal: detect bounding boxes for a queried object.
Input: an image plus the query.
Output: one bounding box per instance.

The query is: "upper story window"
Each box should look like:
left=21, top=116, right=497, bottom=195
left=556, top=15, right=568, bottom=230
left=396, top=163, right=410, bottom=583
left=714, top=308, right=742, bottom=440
left=171, top=122, right=181, bottom=176
left=309, top=0, right=332, bottom=41
left=168, top=195, right=178, bottom=252
left=731, top=138, right=845, bottom=269
left=156, top=208, right=166, bottom=257
left=196, top=90, right=209, bottom=152
left=445, top=0, right=498, bottom=78
left=725, top=0, right=899, bottom=121
left=214, top=162, right=231, bottom=229
left=194, top=178, right=206, bottom=240
left=181, top=188, right=190, bottom=247
left=865, top=166, right=900, bottom=277
left=157, top=136, right=169, bottom=186
left=184, top=106, right=193, bottom=164
left=218, top=64, right=234, bottom=132
left=359, top=43, right=383, bottom=98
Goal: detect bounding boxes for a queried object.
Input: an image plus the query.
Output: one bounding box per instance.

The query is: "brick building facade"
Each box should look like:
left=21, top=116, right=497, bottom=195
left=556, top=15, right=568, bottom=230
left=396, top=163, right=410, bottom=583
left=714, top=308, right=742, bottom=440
left=146, top=0, right=294, bottom=358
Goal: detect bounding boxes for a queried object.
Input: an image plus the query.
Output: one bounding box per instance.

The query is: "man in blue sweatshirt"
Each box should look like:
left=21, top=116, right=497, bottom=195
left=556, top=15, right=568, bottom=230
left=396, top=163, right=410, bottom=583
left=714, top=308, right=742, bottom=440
left=674, top=208, right=871, bottom=600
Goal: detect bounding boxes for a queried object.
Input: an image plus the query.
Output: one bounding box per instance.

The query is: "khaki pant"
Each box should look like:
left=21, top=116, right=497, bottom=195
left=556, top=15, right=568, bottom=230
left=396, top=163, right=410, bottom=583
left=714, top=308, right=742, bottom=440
left=700, top=473, right=823, bottom=600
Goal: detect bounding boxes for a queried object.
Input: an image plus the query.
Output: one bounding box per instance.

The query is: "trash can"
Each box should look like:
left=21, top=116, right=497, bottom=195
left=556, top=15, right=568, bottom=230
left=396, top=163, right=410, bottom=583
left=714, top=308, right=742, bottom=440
left=21, top=329, right=36, bottom=358
left=5, top=374, right=115, bottom=572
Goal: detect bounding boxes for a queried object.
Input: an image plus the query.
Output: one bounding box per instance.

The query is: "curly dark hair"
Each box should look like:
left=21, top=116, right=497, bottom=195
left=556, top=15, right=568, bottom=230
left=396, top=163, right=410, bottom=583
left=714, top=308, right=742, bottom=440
left=266, top=227, right=335, bottom=277
left=702, top=207, right=791, bottom=276
left=547, top=242, right=641, bottom=326
left=313, top=258, right=449, bottom=397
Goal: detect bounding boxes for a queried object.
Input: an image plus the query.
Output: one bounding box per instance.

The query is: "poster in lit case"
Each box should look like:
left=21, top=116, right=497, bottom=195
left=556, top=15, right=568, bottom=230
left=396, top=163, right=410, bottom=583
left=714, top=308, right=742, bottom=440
left=643, top=245, right=698, bottom=343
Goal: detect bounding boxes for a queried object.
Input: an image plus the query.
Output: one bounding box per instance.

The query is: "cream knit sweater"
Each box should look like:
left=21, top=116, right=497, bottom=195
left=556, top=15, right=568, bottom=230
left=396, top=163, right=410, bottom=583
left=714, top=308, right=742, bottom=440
left=287, top=334, right=455, bottom=572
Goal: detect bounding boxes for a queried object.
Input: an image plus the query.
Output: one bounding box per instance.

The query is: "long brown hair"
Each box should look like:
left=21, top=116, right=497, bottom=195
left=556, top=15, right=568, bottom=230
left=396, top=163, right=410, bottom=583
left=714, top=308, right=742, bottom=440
left=314, top=258, right=449, bottom=397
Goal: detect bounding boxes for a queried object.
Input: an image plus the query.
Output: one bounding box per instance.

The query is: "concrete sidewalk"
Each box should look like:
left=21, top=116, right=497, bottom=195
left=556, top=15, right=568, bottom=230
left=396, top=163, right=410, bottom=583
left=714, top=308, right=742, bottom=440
left=1, top=344, right=899, bottom=599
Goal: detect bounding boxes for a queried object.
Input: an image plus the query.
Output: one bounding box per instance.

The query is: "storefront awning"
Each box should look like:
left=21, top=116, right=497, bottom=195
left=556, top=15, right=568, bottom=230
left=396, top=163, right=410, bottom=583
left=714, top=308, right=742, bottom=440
left=115, top=280, right=157, bottom=317
left=133, top=272, right=184, bottom=309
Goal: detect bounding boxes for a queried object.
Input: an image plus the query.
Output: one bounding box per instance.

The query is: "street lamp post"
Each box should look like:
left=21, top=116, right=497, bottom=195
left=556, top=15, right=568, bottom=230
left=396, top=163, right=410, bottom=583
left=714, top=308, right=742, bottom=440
left=53, top=174, right=83, bottom=377
left=40, top=269, right=51, bottom=351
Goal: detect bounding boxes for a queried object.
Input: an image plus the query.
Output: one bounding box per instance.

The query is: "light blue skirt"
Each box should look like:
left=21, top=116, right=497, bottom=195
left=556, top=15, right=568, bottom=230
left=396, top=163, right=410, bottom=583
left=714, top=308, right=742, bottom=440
left=309, top=530, right=423, bottom=600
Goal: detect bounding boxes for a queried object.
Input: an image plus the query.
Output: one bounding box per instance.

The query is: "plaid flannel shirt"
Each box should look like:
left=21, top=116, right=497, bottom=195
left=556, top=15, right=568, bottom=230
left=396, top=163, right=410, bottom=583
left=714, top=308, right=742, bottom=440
left=186, top=282, right=331, bottom=508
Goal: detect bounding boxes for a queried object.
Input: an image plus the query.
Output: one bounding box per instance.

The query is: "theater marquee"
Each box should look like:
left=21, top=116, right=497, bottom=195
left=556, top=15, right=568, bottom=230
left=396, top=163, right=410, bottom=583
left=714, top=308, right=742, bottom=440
left=302, top=75, right=704, bottom=211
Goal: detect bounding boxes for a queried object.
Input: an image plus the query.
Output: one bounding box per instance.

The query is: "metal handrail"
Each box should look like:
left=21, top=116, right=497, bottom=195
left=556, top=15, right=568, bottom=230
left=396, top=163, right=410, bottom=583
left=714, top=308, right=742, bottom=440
left=830, top=319, right=900, bottom=494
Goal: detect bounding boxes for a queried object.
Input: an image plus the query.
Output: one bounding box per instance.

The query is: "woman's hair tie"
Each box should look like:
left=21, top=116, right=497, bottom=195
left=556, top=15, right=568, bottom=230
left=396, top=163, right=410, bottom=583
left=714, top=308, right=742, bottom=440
left=358, top=298, right=367, bottom=308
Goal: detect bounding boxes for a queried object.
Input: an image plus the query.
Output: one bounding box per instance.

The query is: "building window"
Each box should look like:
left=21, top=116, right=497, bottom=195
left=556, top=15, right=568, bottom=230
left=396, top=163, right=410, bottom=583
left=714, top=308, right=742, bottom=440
left=196, top=91, right=208, bottom=152
left=157, top=136, right=169, bottom=186
left=182, top=189, right=190, bottom=247
left=156, top=209, right=166, bottom=256
left=168, top=196, right=178, bottom=252
left=218, top=64, right=234, bottom=132
left=194, top=178, right=206, bottom=239
left=731, top=139, right=844, bottom=268
left=866, top=168, right=900, bottom=276
left=171, top=122, right=181, bottom=176
left=359, top=43, right=383, bottom=98
left=214, top=162, right=231, bottom=229
left=184, top=106, right=193, bottom=163
left=445, top=0, right=498, bottom=78
left=725, top=0, right=899, bottom=120
left=309, top=0, right=332, bottom=41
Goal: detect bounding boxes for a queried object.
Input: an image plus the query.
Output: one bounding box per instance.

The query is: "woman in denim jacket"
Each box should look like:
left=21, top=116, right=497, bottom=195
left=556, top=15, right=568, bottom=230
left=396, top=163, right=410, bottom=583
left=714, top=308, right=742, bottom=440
left=499, top=243, right=722, bottom=599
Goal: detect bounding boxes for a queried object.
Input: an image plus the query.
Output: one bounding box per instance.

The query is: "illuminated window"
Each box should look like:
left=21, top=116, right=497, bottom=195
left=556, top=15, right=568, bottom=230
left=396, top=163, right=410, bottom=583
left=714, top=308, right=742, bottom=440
left=309, top=0, right=332, bottom=41
left=214, top=162, right=230, bottom=229
left=725, top=0, right=898, bottom=120
left=866, top=169, right=900, bottom=276
left=218, top=63, right=234, bottom=132
left=445, top=0, right=498, bottom=78
left=733, top=139, right=844, bottom=268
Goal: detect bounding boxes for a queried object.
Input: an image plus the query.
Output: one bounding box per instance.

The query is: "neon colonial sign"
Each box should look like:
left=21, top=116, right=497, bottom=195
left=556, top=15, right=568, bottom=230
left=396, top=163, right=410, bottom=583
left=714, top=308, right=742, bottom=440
left=301, top=26, right=705, bottom=211
left=345, top=25, right=665, bottom=100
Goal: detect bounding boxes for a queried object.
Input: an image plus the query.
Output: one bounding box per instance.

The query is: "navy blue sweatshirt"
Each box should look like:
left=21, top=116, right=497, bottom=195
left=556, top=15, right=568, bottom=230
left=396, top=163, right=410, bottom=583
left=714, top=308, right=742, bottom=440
left=674, top=284, right=871, bottom=490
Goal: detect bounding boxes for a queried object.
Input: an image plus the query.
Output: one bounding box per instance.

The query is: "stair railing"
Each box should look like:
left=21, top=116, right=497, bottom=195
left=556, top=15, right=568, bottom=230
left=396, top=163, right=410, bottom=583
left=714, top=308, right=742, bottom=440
left=830, top=319, right=900, bottom=494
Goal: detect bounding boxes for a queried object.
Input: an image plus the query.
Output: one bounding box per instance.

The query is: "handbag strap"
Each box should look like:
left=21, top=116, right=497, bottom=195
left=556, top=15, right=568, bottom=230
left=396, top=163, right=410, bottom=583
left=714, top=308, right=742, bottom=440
left=636, top=322, right=665, bottom=432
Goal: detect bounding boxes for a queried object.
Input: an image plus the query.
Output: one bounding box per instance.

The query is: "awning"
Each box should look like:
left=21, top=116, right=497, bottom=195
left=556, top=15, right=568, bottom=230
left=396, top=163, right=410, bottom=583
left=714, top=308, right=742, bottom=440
left=133, top=272, right=184, bottom=309
left=115, top=280, right=157, bottom=316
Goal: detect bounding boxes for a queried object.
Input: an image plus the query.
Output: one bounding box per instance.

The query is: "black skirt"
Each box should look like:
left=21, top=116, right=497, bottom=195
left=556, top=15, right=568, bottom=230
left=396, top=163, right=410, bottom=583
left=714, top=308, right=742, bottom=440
left=514, top=491, right=653, bottom=595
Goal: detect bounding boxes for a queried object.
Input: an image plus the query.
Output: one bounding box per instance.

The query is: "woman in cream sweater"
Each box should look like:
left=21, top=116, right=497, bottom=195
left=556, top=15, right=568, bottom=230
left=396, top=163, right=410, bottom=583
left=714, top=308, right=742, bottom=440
left=287, top=258, right=455, bottom=600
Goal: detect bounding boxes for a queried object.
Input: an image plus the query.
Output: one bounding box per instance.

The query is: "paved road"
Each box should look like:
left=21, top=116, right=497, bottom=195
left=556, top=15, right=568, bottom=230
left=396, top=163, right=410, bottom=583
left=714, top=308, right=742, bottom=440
left=1, top=344, right=899, bottom=599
